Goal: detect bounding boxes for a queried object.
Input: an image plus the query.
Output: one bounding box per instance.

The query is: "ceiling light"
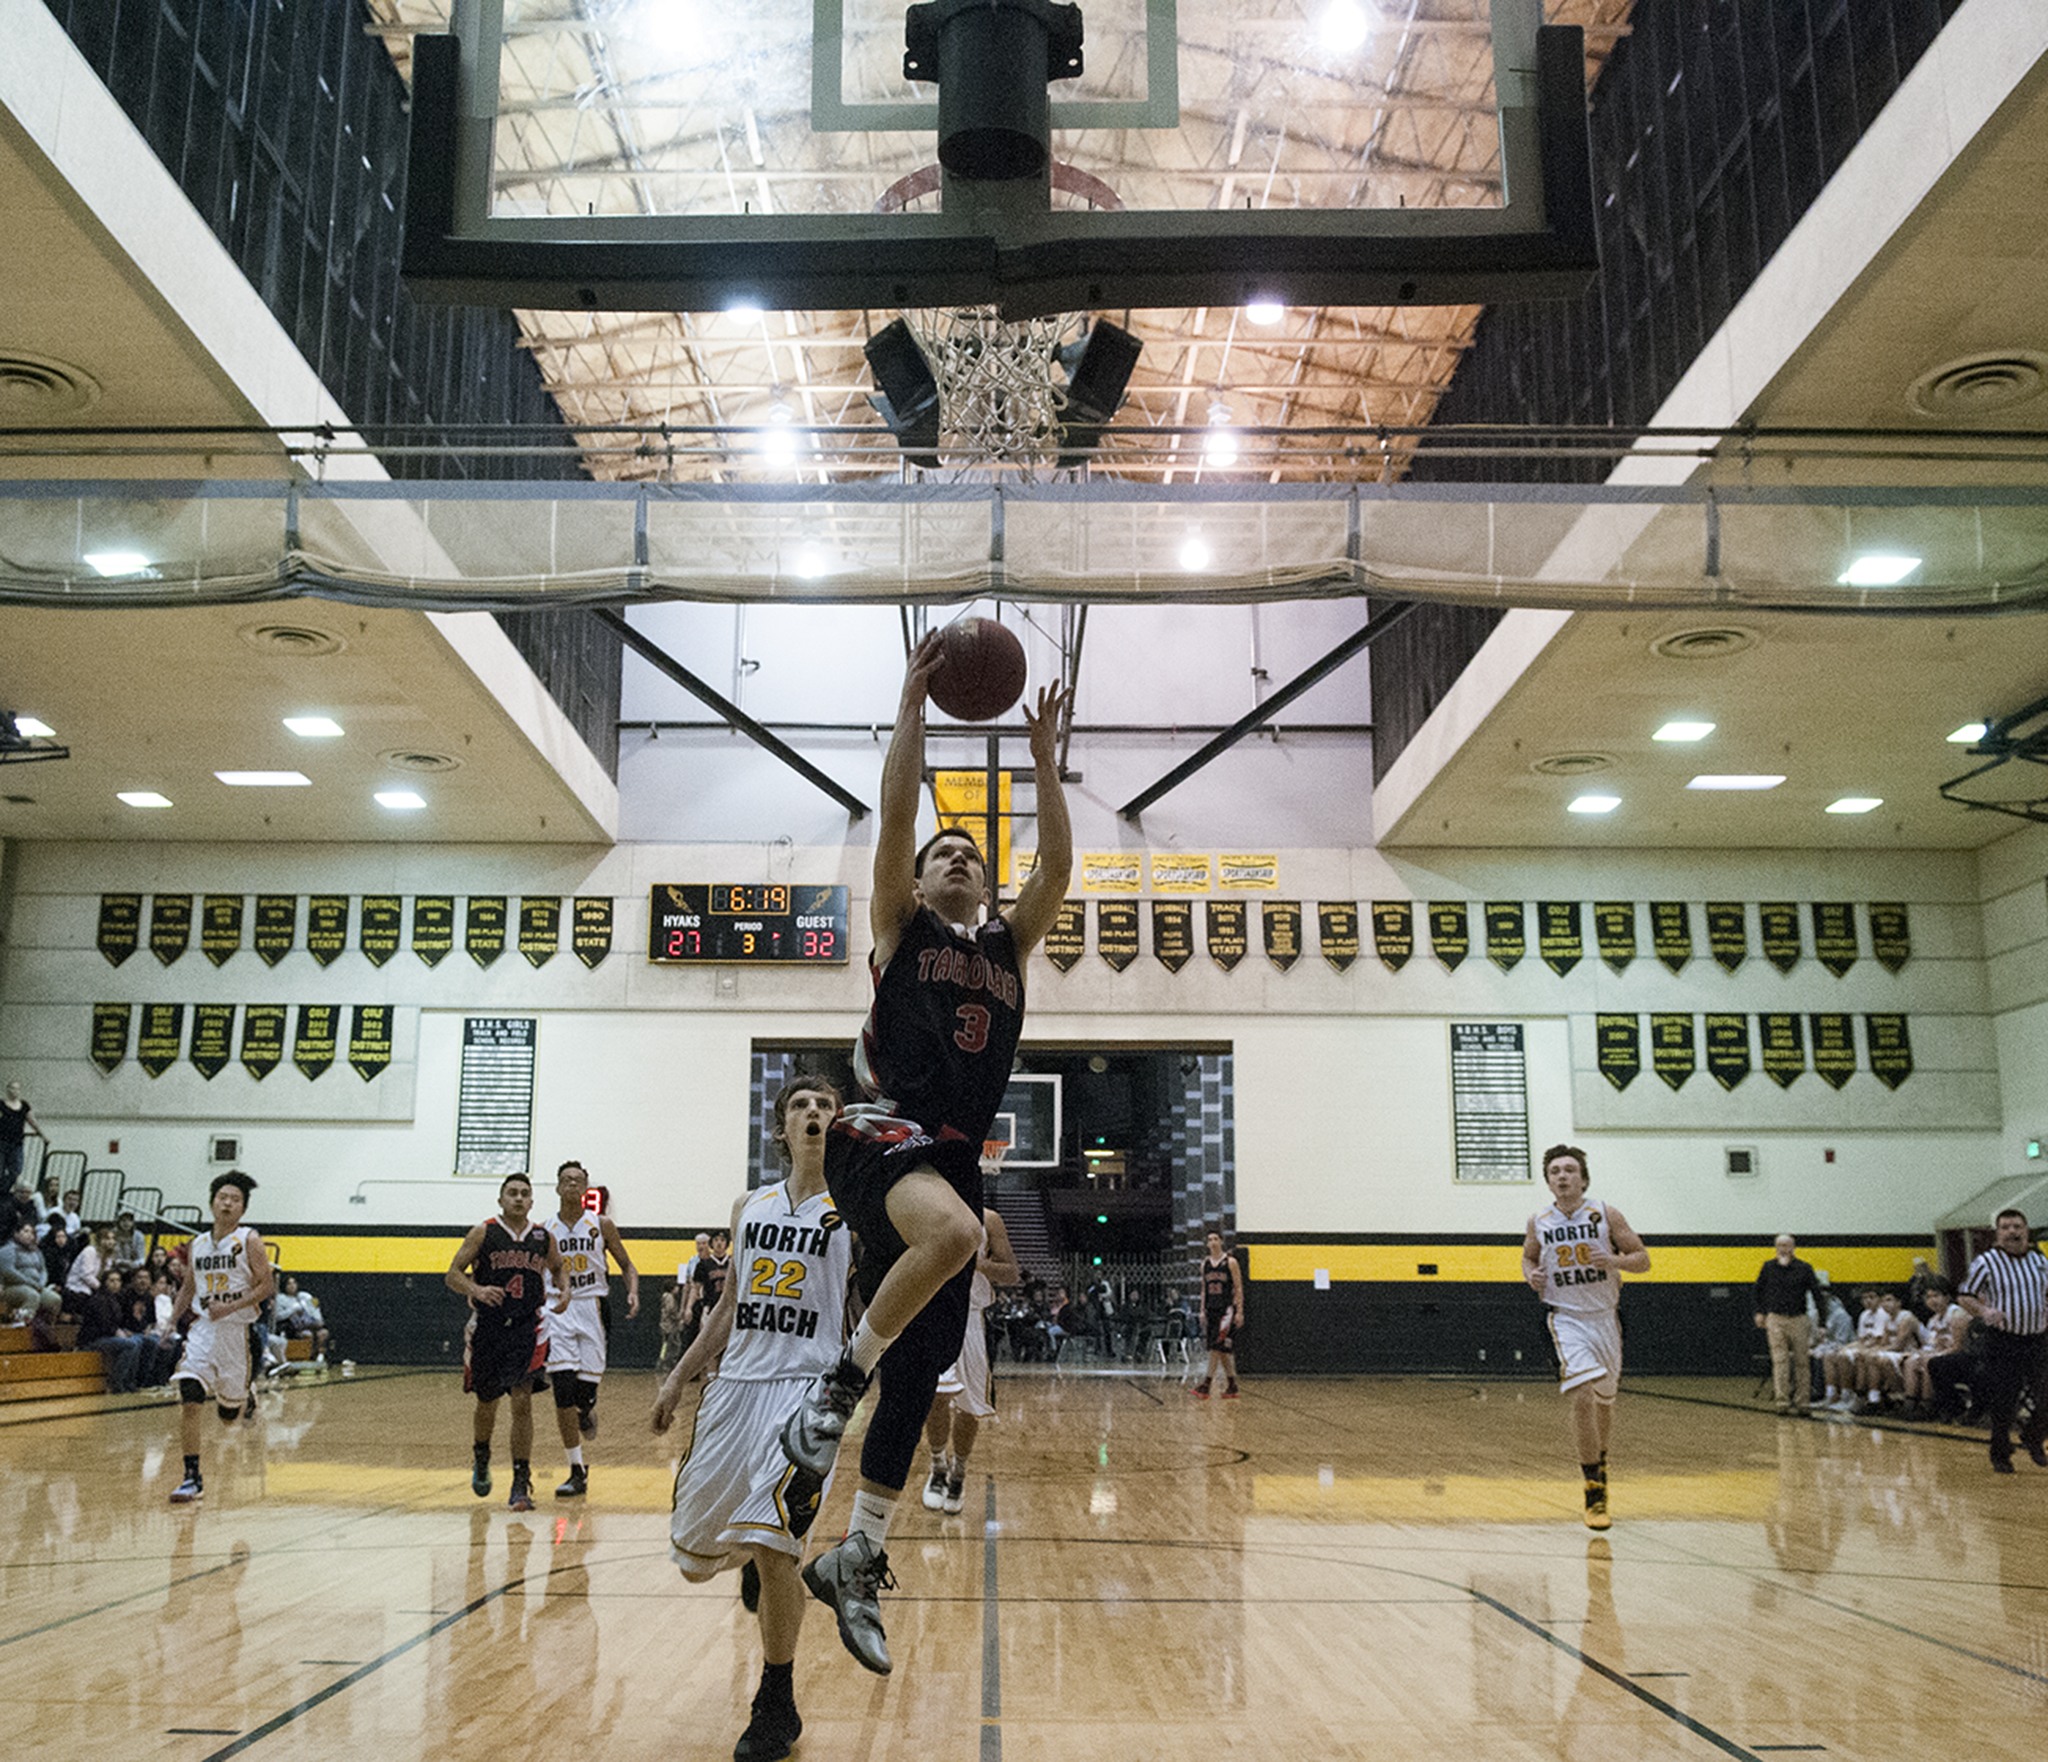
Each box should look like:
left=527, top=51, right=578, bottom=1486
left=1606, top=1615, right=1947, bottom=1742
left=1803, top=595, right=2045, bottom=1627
left=215, top=771, right=311, bottom=787
left=1688, top=774, right=1786, bottom=791
left=1653, top=720, right=1715, bottom=742
left=375, top=789, right=426, bottom=811
left=84, top=550, right=152, bottom=577
left=1202, top=403, right=1239, bottom=468
left=1319, top=0, right=1373, bottom=52
left=117, top=791, right=172, bottom=808
left=758, top=399, right=798, bottom=467
left=12, top=716, right=54, bottom=738
left=724, top=301, right=763, bottom=322
left=1568, top=794, right=1621, bottom=815
left=1836, top=553, right=1921, bottom=587
left=284, top=715, right=344, bottom=738
left=1825, top=797, right=1883, bottom=814
left=1178, top=534, right=1213, bottom=571
left=1245, top=300, right=1284, bottom=326
left=1947, top=721, right=1987, bottom=744
left=790, top=545, right=834, bottom=580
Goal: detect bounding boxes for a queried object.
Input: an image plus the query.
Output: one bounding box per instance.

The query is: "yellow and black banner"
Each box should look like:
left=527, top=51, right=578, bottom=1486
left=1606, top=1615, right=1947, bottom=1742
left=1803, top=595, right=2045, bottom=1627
left=98, top=893, right=141, bottom=967
left=1758, top=902, right=1801, bottom=972
left=572, top=896, right=613, bottom=969
left=1484, top=900, right=1525, bottom=970
left=1263, top=901, right=1303, bottom=971
left=360, top=895, right=402, bottom=966
left=1043, top=899, right=1085, bottom=971
left=1319, top=902, right=1360, bottom=972
left=1097, top=900, right=1139, bottom=971
left=1868, top=902, right=1910, bottom=972
left=90, top=1002, right=132, bottom=1073
left=1429, top=901, right=1470, bottom=970
left=149, top=894, right=192, bottom=965
left=241, top=1004, right=286, bottom=1080
left=1759, top=1012, right=1805, bottom=1087
left=1371, top=900, right=1413, bottom=970
left=934, top=769, right=1013, bottom=885
left=306, top=895, right=350, bottom=967
left=1705, top=902, right=1746, bottom=971
left=201, top=894, right=244, bottom=966
left=190, top=1003, right=235, bottom=1080
left=413, top=896, right=454, bottom=967
left=520, top=897, right=561, bottom=967
left=1596, top=1013, right=1641, bottom=1090
left=1151, top=899, right=1194, bottom=972
left=1650, top=900, right=1691, bottom=971
left=350, top=1004, right=394, bottom=1081
left=1704, top=1013, right=1750, bottom=1090
left=1207, top=900, right=1248, bottom=971
left=1537, top=901, right=1581, bottom=975
left=294, top=1003, right=339, bottom=1080
left=254, top=894, right=297, bottom=966
left=466, top=896, right=508, bottom=968
left=1650, top=1014, right=1695, bottom=1090
left=1593, top=900, right=1636, bottom=970
left=1866, top=1014, right=1913, bottom=1089
left=138, top=1002, right=184, bottom=1078
left=1810, top=1013, right=1856, bottom=1089
left=1812, top=903, right=1858, bottom=977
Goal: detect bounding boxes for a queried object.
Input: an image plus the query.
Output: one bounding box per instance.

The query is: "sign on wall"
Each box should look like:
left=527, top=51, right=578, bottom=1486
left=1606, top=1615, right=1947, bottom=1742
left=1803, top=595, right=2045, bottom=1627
left=456, top=1016, right=538, bottom=1177
left=1449, top=1022, right=1528, bottom=1184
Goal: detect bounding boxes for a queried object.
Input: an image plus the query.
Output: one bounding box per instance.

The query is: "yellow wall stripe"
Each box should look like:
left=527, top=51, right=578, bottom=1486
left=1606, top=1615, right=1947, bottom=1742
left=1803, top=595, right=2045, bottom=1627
left=1247, top=1243, right=1923, bottom=1285
left=262, top=1234, right=685, bottom=1277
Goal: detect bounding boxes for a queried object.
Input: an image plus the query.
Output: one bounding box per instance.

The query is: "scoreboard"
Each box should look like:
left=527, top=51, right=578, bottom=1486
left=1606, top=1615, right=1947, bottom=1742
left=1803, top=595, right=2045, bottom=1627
left=647, top=884, right=851, bottom=964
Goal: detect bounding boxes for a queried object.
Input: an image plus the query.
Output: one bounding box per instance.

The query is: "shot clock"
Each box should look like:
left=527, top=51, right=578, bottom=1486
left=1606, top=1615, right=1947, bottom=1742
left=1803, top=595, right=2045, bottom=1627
left=648, top=884, right=850, bottom=964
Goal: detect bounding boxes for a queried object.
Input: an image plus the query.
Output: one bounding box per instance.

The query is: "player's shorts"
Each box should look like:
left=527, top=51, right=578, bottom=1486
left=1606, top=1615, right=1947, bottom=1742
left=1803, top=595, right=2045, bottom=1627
left=825, top=1108, right=985, bottom=1303
left=543, top=1300, right=607, bottom=1380
left=177, top=1312, right=252, bottom=1406
left=934, top=1305, right=996, bottom=1419
left=1204, top=1308, right=1239, bottom=1353
left=465, top=1311, right=547, bottom=1402
left=1547, top=1305, right=1622, bottom=1400
left=670, top=1373, right=834, bottom=1576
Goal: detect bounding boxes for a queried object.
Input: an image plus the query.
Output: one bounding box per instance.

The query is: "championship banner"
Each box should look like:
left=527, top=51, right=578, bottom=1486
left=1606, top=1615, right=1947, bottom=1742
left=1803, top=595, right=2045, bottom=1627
left=1704, top=1013, right=1751, bottom=1090
left=1866, top=1014, right=1913, bottom=1089
left=1151, top=854, right=1212, bottom=894
left=572, top=896, right=614, bottom=969
left=190, top=1003, right=235, bottom=1080
left=1484, top=900, right=1525, bottom=971
left=466, top=896, right=508, bottom=967
left=240, top=1003, right=286, bottom=1080
left=253, top=894, right=297, bottom=966
left=1759, top=1013, right=1806, bottom=1087
left=201, top=894, right=244, bottom=966
left=933, top=768, right=1012, bottom=884
left=1812, top=903, right=1858, bottom=977
left=1868, top=902, right=1911, bottom=972
left=349, top=1004, right=395, bottom=1080
left=1705, top=902, right=1747, bottom=971
left=98, top=893, right=141, bottom=967
left=1810, top=1013, right=1857, bottom=1089
left=1371, top=900, right=1413, bottom=970
left=1758, top=902, right=1801, bottom=972
left=294, top=1003, right=339, bottom=1080
left=519, top=897, right=561, bottom=967
left=1219, top=854, right=1279, bottom=890
left=1207, top=900, right=1248, bottom=971
left=1593, top=901, right=1636, bottom=971
left=1096, top=900, right=1139, bottom=971
left=360, top=895, right=402, bottom=966
left=149, top=894, right=192, bottom=965
left=1263, top=901, right=1303, bottom=971
left=1595, top=1014, right=1641, bottom=1091
left=1650, top=901, right=1691, bottom=971
left=1043, top=899, right=1085, bottom=971
left=1650, top=1014, right=1695, bottom=1090
left=412, top=896, right=454, bottom=966
left=306, top=895, right=350, bottom=967
left=1429, top=901, right=1470, bottom=970
left=90, top=1002, right=132, bottom=1074
left=1151, top=899, right=1194, bottom=972
left=1318, top=902, right=1360, bottom=971
left=137, top=1003, right=185, bottom=1078
left=1081, top=853, right=1143, bottom=893
left=1537, top=901, right=1581, bottom=975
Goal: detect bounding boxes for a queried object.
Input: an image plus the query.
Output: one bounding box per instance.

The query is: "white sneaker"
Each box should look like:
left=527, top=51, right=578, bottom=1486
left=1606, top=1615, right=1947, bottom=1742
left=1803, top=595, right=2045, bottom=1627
left=921, top=1458, right=949, bottom=1511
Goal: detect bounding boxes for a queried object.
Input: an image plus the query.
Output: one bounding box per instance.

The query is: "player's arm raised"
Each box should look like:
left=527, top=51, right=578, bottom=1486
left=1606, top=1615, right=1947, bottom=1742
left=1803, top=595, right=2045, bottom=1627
left=600, top=1216, right=641, bottom=1319
left=446, top=1221, right=499, bottom=1306
left=1006, top=681, right=1074, bottom=956
left=980, top=1208, right=1021, bottom=1289
left=653, top=1196, right=746, bottom=1430
left=871, top=629, right=946, bottom=968
left=1600, top=1206, right=1651, bottom=1275
left=1522, top=1218, right=1546, bottom=1294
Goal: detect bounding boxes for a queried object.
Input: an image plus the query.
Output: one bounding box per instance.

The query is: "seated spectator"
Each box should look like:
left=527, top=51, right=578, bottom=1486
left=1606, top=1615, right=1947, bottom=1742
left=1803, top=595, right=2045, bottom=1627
left=118, top=1268, right=175, bottom=1386
left=1, top=1217, right=63, bottom=1323
left=110, top=1210, right=147, bottom=1274
left=39, top=1220, right=75, bottom=1286
left=148, top=1273, right=183, bottom=1369
left=73, top=1274, right=151, bottom=1393
left=1901, top=1279, right=1967, bottom=1418
left=1820, top=1290, right=1887, bottom=1410
left=1855, top=1290, right=1924, bottom=1410
left=0, top=1179, right=39, bottom=1243
left=64, top=1225, right=115, bottom=1313
left=272, top=1274, right=331, bottom=1367
left=55, top=1189, right=83, bottom=1238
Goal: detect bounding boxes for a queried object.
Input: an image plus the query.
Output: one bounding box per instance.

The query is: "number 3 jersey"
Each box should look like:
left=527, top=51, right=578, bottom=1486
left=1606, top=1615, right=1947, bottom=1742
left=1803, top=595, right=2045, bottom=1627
left=1531, top=1201, right=1620, bottom=1314
left=721, top=1181, right=851, bottom=1383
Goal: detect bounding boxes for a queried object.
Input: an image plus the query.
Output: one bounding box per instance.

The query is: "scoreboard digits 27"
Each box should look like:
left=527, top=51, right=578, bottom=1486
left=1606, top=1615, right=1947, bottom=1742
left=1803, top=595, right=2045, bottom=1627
left=648, top=884, right=850, bottom=964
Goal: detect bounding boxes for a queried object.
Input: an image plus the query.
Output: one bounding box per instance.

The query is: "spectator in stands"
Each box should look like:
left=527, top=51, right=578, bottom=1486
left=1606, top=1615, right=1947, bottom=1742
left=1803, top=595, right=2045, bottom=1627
left=0, top=1080, right=47, bottom=1188
left=1901, top=1279, right=1967, bottom=1418
left=145, top=1244, right=173, bottom=1283
left=119, top=1268, right=175, bottom=1386
left=1, top=1178, right=39, bottom=1243
left=111, top=1210, right=147, bottom=1274
left=1753, top=1233, right=1823, bottom=1416
left=272, top=1274, right=331, bottom=1368
left=1906, top=1256, right=1935, bottom=1314
left=73, top=1271, right=152, bottom=1393
left=55, top=1189, right=82, bottom=1237
left=1, top=1217, right=63, bottom=1323
left=39, top=1220, right=75, bottom=1286
left=64, top=1225, right=115, bottom=1312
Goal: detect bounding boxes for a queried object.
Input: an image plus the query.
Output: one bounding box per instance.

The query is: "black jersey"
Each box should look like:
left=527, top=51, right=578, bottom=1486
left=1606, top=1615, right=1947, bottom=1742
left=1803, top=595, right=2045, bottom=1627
left=694, top=1252, right=732, bottom=1312
left=854, top=907, right=1024, bottom=1144
left=1202, top=1257, right=1236, bottom=1315
left=473, top=1217, right=552, bottom=1322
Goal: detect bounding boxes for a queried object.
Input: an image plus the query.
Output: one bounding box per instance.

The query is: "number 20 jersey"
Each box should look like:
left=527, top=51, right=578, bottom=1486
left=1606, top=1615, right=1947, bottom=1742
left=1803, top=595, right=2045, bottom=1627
left=720, top=1182, right=851, bottom=1384
left=1531, top=1202, right=1619, bottom=1315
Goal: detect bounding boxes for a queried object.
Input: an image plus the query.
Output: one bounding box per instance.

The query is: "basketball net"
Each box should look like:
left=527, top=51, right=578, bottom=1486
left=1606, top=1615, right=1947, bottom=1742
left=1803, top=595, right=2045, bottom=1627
left=980, top=1139, right=1011, bottom=1181
left=907, top=307, right=1072, bottom=473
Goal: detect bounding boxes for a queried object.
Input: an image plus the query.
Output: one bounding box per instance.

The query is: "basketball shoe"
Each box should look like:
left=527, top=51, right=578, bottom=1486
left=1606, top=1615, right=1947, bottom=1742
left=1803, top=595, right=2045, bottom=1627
left=922, top=1455, right=950, bottom=1511
left=1583, top=1456, right=1610, bottom=1531
left=169, top=1474, right=203, bottom=1505
left=555, top=1464, right=588, bottom=1499
left=942, top=1467, right=967, bottom=1515
left=781, top=1354, right=870, bottom=1476
left=471, top=1445, right=492, bottom=1498
left=508, top=1468, right=535, bottom=1513
left=1223, top=1381, right=1240, bottom=1399
left=733, top=1681, right=801, bottom=1762
left=802, top=1531, right=895, bottom=1675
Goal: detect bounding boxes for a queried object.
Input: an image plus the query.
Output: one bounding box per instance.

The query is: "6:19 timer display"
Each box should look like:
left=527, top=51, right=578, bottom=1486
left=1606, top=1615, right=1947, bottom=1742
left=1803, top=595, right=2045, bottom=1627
left=648, top=884, right=850, bottom=965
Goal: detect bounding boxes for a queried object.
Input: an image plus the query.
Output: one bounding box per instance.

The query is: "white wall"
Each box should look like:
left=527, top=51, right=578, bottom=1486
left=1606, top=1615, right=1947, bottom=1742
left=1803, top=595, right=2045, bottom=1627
left=1982, top=819, right=2048, bottom=1192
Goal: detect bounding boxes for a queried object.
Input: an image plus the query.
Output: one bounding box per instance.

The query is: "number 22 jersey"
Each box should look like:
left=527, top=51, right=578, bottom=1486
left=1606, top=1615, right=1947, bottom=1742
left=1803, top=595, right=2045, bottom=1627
left=719, top=1182, right=851, bottom=1383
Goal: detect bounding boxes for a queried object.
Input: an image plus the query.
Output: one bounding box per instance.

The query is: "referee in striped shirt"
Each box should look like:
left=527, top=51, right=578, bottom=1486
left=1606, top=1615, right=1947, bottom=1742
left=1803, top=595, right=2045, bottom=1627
left=1956, top=1208, right=2048, bottom=1473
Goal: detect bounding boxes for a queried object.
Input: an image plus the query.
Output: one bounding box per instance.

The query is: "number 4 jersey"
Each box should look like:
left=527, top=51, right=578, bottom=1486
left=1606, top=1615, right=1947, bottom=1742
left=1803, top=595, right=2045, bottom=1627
left=1531, top=1201, right=1621, bottom=1314
left=720, top=1181, right=852, bottom=1383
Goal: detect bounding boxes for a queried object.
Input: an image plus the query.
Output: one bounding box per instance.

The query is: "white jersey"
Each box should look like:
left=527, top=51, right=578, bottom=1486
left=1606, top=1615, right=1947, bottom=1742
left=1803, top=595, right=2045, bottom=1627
left=547, top=1208, right=610, bottom=1300
left=721, top=1181, right=851, bottom=1382
left=968, top=1222, right=992, bottom=1314
left=189, top=1223, right=261, bottom=1321
left=1532, top=1203, right=1621, bottom=1315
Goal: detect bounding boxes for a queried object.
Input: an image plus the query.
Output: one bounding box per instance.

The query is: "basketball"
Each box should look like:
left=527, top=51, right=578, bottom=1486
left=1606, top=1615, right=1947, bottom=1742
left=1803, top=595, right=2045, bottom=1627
left=927, top=617, right=1028, bottom=722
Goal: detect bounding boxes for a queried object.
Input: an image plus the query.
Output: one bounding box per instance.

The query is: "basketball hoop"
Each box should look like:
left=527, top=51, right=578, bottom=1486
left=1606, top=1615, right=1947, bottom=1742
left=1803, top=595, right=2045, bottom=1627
left=980, top=1138, right=1011, bottom=1179
left=906, top=306, right=1073, bottom=473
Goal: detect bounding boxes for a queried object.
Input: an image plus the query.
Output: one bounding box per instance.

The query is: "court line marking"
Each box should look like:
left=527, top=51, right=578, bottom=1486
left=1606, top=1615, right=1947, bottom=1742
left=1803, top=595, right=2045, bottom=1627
left=0, top=1556, right=240, bottom=1650
left=981, top=1475, right=1001, bottom=1762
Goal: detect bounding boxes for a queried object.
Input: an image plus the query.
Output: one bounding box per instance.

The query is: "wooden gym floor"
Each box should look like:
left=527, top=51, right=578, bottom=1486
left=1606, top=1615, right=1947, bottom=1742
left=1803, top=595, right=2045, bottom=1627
left=4, top=1365, right=2044, bottom=1760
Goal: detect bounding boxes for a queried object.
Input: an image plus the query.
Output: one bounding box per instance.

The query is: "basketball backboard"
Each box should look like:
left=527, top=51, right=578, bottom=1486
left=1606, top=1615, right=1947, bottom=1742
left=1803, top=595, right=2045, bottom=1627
left=402, top=0, right=1596, bottom=318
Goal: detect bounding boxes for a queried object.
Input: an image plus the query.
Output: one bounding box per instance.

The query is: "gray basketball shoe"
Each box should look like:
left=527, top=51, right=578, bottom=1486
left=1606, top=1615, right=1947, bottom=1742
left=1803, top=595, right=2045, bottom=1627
left=802, top=1531, right=895, bottom=1675
left=779, top=1354, right=869, bottom=1476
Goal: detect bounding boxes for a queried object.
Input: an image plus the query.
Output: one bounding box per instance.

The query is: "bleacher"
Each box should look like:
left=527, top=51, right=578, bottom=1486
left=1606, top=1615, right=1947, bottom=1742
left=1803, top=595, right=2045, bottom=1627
left=0, top=1322, right=102, bottom=1401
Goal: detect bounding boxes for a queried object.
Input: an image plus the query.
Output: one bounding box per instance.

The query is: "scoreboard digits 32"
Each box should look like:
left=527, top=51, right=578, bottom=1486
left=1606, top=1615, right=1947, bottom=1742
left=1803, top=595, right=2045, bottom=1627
left=648, top=884, right=850, bottom=964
